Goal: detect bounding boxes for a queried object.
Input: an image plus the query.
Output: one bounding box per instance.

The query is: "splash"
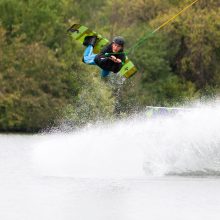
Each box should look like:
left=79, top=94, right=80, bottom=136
left=33, top=102, right=220, bottom=178
left=143, top=102, right=220, bottom=176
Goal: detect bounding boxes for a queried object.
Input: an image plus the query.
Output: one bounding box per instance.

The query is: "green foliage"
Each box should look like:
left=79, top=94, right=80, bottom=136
left=0, top=31, right=76, bottom=131
left=0, top=0, right=219, bottom=132
left=150, top=1, right=220, bottom=90
left=63, top=74, right=115, bottom=126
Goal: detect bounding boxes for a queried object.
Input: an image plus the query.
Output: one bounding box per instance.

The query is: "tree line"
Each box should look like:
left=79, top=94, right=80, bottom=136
left=0, top=0, right=219, bottom=132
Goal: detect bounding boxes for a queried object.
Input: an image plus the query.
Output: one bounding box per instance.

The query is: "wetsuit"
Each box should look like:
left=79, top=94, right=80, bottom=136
left=83, top=43, right=125, bottom=77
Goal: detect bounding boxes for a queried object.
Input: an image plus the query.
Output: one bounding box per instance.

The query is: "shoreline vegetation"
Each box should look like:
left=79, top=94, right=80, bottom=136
left=0, top=0, right=219, bottom=132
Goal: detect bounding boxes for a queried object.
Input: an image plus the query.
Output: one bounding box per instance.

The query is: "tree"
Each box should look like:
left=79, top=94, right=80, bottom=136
left=150, top=1, right=220, bottom=92
left=0, top=29, right=79, bottom=131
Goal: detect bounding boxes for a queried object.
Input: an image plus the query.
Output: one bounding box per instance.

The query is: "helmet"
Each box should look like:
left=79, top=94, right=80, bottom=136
left=113, top=36, right=125, bottom=47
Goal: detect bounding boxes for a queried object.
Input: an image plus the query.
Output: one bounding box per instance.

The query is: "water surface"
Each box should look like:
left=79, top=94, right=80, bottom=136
left=1, top=103, right=220, bottom=219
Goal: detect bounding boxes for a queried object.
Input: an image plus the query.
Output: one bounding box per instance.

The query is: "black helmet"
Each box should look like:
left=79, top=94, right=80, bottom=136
left=113, top=36, right=125, bottom=46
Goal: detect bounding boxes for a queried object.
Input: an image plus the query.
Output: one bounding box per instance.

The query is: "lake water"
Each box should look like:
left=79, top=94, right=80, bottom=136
left=1, top=103, right=220, bottom=220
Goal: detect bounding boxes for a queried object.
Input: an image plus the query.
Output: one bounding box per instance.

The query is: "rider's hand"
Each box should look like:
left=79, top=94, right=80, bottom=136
left=116, top=58, right=122, bottom=63
left=110, top=55, right=117, bottom=61
left=110, top=56, right=121, bottom=63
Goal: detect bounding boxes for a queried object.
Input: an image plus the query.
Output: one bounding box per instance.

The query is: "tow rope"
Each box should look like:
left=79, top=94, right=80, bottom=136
left=105, top=0, right=199, bottom=57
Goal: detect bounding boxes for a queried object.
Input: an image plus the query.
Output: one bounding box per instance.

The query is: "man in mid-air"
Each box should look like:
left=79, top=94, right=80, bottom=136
left=82, top=36, right=126, bottom=77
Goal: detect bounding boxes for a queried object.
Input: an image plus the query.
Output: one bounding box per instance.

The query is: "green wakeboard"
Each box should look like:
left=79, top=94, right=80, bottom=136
left=67, top=24, right=137, bottom=79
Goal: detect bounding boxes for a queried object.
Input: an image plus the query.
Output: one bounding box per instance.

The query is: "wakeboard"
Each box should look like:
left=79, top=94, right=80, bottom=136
left=67, top=24, right=137, bottom=79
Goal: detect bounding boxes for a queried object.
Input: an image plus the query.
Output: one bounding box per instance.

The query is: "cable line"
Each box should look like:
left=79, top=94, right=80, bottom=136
left=106, top=0, right=199, bottom=57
